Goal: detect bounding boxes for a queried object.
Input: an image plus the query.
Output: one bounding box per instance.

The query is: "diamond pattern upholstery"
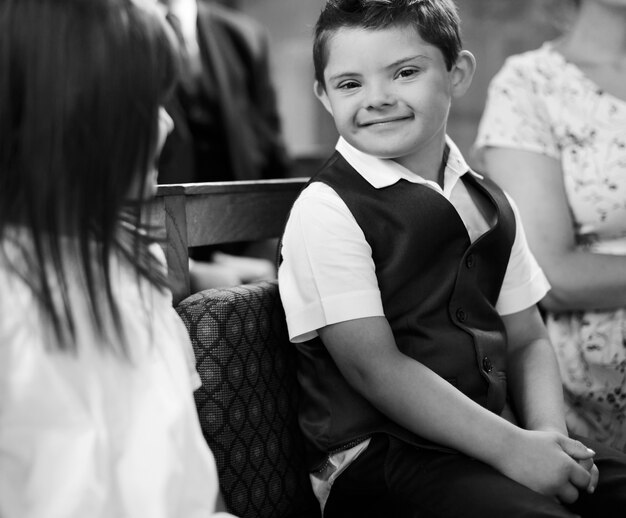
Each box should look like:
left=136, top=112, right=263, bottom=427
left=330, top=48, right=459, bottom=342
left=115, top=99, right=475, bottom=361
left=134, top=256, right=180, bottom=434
left=176, top=281, right=321, bottom=518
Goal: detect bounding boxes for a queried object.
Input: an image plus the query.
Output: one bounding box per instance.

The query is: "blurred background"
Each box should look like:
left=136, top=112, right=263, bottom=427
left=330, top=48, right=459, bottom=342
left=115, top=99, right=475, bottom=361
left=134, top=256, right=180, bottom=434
left=216, top=0, right=560, bottom=173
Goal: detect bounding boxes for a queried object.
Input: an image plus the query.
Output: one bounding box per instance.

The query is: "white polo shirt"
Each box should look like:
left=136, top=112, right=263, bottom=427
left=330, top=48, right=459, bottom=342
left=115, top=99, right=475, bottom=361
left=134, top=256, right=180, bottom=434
left=279, top=136, right=550, bottom=343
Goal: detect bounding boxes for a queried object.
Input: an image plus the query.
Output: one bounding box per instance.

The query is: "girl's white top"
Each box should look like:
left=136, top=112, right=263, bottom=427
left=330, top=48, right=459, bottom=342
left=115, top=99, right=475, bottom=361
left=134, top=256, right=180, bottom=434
left=0, top=239, right=235, bottom=518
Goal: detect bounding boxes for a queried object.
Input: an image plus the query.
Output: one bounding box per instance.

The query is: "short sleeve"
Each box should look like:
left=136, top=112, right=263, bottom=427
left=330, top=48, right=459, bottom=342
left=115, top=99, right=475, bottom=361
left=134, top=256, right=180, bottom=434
left=496, top=194, right=551, bottom=315
left=473, top=52, right=561, bottom=165
left=278, top=183, right=384, bottom=343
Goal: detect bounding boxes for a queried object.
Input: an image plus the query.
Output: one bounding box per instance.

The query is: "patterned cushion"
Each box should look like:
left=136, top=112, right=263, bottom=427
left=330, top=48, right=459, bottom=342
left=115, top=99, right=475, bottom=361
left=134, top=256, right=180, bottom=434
left=176, top=281, right=321, bottom=518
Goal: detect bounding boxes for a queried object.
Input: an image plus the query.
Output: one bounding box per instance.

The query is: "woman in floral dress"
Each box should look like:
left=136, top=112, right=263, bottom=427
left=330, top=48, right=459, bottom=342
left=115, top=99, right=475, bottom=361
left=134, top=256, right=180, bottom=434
left=473, top=0, right=626, bottom=451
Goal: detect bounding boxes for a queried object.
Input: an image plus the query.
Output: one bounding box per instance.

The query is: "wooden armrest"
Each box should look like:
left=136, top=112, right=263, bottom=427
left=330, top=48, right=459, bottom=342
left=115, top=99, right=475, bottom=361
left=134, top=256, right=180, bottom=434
left=149, top=178, right=308, bottom=304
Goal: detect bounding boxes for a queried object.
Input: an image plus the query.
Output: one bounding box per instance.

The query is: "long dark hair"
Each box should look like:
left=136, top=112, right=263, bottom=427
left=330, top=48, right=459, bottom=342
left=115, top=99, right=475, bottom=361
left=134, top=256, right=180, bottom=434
left=0, top=0, right=180, bottom=351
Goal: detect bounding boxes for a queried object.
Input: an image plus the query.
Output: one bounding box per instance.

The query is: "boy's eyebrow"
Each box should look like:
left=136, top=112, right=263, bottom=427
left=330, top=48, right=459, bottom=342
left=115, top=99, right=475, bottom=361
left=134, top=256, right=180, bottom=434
left=326, top=54, right=430, bottom=83
left=326, top=71, right=362, bottom=83
left=386, top=54, right=430, bottom=69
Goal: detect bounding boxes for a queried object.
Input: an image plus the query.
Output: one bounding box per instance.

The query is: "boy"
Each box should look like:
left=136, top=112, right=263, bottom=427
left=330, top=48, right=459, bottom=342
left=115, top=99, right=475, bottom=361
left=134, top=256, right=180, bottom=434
left=278, top=1, right=626, bottom=517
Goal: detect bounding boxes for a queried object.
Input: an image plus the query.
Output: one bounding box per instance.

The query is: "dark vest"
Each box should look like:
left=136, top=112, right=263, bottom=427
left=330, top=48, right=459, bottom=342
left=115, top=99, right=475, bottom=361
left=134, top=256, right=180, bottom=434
left=294, top=153, right=516, bottom=469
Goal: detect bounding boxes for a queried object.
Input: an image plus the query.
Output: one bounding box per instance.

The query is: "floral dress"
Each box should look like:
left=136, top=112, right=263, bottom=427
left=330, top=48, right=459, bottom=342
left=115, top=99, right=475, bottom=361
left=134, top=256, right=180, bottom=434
left=473, top=42, right=626, bottom=451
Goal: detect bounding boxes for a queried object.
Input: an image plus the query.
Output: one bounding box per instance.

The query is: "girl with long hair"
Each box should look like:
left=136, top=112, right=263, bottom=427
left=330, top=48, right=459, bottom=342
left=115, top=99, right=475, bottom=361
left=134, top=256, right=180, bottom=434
left=0, top=0, right=235, bottom=515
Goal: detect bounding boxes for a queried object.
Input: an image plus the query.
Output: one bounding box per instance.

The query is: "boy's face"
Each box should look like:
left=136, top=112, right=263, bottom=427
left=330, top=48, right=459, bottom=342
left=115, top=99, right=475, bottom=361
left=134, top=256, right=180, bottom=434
left=315, top=25, right=473, bottom=173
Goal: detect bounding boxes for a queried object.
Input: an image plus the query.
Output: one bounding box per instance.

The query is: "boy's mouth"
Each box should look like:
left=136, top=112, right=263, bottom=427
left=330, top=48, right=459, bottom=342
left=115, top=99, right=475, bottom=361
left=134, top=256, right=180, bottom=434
left=358, top=115, right=412, bottom=127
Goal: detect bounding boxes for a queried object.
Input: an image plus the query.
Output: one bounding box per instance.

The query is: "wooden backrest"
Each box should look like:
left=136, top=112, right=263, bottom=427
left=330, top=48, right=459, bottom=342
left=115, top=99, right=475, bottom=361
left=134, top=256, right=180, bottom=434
left=151, top=178, right=308, bottom=304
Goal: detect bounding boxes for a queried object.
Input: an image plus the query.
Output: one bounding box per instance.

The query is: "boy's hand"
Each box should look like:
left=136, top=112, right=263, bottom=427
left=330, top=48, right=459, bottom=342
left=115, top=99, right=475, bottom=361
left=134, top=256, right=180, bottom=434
left=563, top=439, right=598, bottom=494
left=498, top=429, right=596, bottom=504
left=576, top=456, right=599, bottom=494
left=536, top=431, right=599, bottom=493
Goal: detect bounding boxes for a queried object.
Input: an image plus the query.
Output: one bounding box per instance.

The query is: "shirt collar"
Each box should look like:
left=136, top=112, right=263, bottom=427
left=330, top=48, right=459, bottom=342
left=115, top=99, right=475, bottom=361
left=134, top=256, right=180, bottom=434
left=335, top=136, right=481, bottom=196
left=164, top=0, right=198, bottom=44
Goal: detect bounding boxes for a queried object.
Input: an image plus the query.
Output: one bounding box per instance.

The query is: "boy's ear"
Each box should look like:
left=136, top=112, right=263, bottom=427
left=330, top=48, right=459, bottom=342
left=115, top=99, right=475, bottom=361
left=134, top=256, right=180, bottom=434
left=314, top=80, right=333, bottom=115
left=450, top=50, right=476, bottom=99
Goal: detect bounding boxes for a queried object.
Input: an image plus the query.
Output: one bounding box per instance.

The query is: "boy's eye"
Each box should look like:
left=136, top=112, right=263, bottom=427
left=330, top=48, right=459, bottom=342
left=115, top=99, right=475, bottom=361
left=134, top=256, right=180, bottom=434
left=337, top=80, right=361, bottom=90
left=397, top=67, right=419, bottom=79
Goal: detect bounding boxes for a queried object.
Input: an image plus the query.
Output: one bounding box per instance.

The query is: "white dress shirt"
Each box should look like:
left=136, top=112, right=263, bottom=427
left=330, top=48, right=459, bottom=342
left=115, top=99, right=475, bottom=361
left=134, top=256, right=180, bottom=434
left=278, top=136, right=551, bottom=512
left=279, top=136, right=550, bottom=343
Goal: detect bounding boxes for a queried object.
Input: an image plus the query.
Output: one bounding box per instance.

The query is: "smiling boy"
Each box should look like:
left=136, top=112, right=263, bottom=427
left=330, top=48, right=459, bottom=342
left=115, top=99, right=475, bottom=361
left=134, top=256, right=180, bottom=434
left=278, top=1, right=626, bottom=517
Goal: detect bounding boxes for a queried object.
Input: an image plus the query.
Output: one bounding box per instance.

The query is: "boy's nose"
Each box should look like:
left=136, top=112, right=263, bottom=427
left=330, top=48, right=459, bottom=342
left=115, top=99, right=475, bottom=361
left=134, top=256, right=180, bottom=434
left=364, top=83, right=395, bottom=109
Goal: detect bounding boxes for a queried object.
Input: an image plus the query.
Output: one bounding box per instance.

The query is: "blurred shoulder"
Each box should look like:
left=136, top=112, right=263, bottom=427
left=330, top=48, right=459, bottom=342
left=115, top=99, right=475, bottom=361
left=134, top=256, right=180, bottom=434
left=494, top=43, right=565, bottom=86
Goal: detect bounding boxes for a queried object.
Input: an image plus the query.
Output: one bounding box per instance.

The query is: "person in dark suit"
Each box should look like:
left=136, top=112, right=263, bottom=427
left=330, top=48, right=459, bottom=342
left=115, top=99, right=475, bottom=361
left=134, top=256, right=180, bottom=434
left=158, top=0, right=291, bottom=289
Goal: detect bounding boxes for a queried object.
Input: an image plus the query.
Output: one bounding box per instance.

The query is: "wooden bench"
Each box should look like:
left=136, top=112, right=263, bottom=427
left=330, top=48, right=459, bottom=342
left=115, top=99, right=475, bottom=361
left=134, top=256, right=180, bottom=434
left=151, top=178, right=320, bottom=518
left=151, top=178, right=308, bottom=305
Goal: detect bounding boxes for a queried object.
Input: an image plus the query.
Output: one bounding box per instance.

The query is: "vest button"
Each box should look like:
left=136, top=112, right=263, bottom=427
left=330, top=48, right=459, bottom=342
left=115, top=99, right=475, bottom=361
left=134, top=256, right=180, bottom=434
left=456, top=308, right=467, bottom=322
left=482, top=356, right=493, bottom=373
left=466, top=254, right=475, bottom=268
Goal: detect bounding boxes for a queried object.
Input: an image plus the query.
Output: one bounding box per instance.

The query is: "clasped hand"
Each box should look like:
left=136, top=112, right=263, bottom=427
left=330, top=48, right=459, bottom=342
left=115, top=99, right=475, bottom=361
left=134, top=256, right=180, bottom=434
left=499, top=430, right=598, bottom=505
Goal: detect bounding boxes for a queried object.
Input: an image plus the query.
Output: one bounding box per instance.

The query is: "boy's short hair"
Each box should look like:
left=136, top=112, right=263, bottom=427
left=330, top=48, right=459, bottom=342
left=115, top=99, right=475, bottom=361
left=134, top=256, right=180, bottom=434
left=313, top=0, right=462, bottom=87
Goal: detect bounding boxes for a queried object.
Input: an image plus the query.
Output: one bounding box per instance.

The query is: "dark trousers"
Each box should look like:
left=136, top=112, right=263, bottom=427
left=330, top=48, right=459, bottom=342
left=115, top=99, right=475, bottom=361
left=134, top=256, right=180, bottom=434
left=324, top=434, right=626, bottom=518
